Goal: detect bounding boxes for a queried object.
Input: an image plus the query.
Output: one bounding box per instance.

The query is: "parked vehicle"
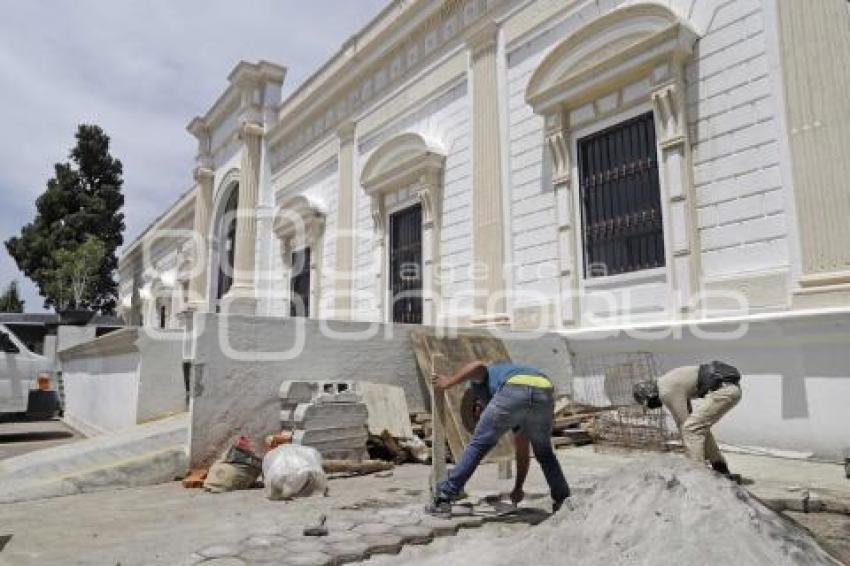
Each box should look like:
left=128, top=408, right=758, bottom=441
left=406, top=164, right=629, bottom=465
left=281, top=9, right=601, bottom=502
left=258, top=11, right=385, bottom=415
left=0, top=323, right=60, bottom=420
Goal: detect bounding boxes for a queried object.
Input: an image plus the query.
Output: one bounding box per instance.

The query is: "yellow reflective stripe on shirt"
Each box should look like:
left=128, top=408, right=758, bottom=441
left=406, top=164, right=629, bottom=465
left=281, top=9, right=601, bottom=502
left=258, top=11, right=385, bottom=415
left=506, top=374, right=553, bottom=389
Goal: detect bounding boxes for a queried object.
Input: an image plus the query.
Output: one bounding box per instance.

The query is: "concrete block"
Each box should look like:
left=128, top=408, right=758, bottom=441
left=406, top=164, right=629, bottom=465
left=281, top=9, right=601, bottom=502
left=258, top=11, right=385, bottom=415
left=292, top=427, right=369, bottom=446
left=281, top=403, right=368, bottom=430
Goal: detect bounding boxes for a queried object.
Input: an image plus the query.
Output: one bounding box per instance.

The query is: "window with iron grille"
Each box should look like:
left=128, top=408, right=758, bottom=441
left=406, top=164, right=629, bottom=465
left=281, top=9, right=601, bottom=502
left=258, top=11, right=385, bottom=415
left=289, top=247, right=311, bottom=318
left=389, top=204, right=422, bottom=324
left=578, top=112, right=665, bottom=278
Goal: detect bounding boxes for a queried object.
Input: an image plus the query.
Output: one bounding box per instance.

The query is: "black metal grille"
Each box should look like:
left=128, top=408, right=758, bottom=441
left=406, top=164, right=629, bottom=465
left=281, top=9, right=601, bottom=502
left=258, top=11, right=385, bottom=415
left=389, top=204, right=422, bottom=324
left=216, top=186, right=239, bottom=300
left=290, top=247, right=311, bottom=318
left=578, top=112, right=664, bottom=278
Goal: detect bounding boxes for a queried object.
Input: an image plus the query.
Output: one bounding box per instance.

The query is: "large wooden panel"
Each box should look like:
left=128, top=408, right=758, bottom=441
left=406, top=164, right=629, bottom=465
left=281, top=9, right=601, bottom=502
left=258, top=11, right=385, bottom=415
left=410, top=332, right=514, bottom=463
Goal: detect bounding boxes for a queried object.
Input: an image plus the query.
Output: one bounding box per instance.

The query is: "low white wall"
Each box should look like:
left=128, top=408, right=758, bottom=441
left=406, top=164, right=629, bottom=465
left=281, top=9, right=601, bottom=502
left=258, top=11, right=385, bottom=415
left=59, top=328, right=186, bottom=436
left=187, top=314, right=574, bottom=467
left=563, top=309, right=850, bottom=460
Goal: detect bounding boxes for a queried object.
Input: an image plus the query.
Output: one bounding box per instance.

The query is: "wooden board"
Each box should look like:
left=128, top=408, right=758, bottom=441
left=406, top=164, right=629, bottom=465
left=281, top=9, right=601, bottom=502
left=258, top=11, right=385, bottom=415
left=410, top=332, right=514, bottom=464
left=360, top=382, right=415, bottom=439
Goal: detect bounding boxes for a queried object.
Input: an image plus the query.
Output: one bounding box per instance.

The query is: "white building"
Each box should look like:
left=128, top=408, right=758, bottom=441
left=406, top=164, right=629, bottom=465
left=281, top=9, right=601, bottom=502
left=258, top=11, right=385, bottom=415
left=119, top=0, right=850, bottom=331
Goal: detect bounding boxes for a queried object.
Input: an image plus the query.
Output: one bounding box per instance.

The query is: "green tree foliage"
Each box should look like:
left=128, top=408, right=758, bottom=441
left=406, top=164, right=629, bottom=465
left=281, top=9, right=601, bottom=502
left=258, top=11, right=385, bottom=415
left=0, top=280, right=25, bottom=313
left=45, top=236, right=106, bottom=310
left=5, top=125, right=125, bottom=313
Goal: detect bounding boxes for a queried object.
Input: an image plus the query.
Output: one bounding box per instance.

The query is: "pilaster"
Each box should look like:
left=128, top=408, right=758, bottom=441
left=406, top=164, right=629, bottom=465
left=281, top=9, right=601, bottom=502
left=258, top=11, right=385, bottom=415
left=187, top=165, right=215, bottom=311
left=545, top=110, right=579, bottom=326
left=468, top=21, right=509, bottom=325
left=223, top=121, right=264, bottom=314
left=652, top=73, right=699, bottom=314
left=334, top=121, right=356, bottom=320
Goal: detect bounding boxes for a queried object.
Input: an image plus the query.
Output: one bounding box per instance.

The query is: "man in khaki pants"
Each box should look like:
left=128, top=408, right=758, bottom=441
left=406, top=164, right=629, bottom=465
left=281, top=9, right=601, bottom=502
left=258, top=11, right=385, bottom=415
left=633, top=362, right=742, bottom=477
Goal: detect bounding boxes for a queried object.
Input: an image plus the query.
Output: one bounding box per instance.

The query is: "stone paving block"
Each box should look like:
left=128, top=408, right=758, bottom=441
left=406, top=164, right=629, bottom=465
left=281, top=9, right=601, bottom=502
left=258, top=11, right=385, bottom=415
left=419, top=516, right=462, bottom=537
left=379, top=512, right=421, bottom=527
left=202, top=559, right=246, bottom=566
left=324, top=519, right=356, bottom=532
left=178, top=553, right=206, bottom=566
left=453, top=514, right=485, bottom=529
left=278, top=551, right=334, bottom=566
left=241, top=535, right=288, bottom=548
left=285, top=539, right=328, bottom=554
left=451, top=504, right=473, bottom=516
left=322, top=531, right=362, bottom=544
left=392, top=524, right=434, bottom=545
left=362, top=533, right=403, bottom=555
left=324, top=540, right=370, bottom=562
left=198, top=544, right=240, bottom=559
left=352, top=522, right=392, bottom=536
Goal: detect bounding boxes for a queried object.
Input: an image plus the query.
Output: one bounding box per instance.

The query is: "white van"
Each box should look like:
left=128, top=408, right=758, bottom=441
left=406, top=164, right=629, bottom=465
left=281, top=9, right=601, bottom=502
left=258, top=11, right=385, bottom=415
left=0, top=323, right=59, bottom=419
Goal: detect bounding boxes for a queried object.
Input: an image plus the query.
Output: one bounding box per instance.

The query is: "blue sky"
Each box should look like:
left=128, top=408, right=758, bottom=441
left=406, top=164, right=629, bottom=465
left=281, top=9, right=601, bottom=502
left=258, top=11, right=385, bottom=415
left=0, top=0, right=387, bottom=311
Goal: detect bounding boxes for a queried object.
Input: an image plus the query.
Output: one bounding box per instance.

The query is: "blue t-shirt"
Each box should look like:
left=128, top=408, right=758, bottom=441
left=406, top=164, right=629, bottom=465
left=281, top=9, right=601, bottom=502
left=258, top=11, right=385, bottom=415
left=470, top=362, right=549, bottom=402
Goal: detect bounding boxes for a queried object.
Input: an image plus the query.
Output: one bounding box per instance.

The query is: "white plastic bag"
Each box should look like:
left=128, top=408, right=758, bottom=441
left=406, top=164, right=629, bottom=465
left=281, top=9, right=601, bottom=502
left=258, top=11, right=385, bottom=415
left=262, top=444, right=328, bottom=500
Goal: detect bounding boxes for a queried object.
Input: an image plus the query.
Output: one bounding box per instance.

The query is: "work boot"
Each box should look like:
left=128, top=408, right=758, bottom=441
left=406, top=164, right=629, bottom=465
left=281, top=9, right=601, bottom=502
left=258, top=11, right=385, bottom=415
left=710, top=461, right=731, bottom=475
left=425, top=494, right=453, bottom=518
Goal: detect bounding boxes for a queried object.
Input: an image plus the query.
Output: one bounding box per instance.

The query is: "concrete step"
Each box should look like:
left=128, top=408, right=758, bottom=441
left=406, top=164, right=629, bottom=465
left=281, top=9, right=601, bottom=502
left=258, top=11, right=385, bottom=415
left=0, top=446, right=187, bottom=504
left=0, top=413, right=188, bottom=502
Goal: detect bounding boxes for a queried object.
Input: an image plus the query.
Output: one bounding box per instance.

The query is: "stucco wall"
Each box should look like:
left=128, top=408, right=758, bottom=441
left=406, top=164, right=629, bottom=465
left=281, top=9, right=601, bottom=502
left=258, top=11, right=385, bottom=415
left=187, top=312, right=572, bottom=467
left=565, top=309, right=850, bottom=460
left=60, top=328, right=186, bottom=435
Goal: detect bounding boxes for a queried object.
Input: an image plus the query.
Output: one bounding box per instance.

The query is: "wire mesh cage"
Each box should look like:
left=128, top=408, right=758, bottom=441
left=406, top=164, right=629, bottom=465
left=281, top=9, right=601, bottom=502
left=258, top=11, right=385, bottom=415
left=569, top=352, right=675, bottom=451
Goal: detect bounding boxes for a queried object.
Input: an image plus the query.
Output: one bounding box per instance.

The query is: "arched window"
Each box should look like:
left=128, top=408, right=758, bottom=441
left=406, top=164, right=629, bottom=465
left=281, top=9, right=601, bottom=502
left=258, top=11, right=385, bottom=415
left=216, top=185, right=239, bottom=301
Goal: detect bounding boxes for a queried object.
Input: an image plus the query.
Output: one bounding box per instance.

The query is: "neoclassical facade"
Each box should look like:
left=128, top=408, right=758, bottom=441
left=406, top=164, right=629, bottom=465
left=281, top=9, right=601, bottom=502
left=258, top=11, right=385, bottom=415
left=119, top=0, right=850, bottom=330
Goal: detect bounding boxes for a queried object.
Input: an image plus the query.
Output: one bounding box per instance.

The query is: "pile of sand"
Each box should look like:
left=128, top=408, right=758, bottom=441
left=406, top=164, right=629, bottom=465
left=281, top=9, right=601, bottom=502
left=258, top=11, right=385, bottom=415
left=413, top=455, right=839, bottom=565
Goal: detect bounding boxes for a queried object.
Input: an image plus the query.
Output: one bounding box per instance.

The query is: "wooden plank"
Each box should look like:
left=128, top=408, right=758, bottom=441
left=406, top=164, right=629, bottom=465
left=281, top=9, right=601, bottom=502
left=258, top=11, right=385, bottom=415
left=411, top=332, right=447, bottom=493
left=410, top=332, right=514, bottom=467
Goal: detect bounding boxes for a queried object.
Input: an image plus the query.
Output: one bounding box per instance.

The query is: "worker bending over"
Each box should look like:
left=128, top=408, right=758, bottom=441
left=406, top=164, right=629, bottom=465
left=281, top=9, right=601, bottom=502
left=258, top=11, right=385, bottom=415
left=634, top=361, right=742, bottom=477
left=427, top=361, right=570, bottom=517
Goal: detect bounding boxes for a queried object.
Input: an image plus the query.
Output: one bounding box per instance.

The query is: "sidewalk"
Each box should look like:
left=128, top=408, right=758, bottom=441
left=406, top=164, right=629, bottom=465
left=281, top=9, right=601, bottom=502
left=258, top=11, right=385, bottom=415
left=0, top=446, right=846, bottom=565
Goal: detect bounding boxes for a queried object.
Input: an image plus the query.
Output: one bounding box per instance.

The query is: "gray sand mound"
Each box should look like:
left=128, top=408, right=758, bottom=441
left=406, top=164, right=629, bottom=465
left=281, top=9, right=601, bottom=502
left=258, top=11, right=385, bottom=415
left=415, top=455, right=839, bottom=565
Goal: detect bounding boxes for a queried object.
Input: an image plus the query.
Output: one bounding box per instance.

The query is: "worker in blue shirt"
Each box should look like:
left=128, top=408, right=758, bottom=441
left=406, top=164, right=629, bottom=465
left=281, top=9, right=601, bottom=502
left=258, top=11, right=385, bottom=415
left=427, top=360, right=570, bottom=517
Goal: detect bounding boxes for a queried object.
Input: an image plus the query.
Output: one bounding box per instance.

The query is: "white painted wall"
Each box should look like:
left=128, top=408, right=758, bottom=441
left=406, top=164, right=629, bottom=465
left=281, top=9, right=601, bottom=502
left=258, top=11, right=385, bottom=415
left=565, top=309, right=850, bottom=460
left=60, top=329, right=186, bottom=435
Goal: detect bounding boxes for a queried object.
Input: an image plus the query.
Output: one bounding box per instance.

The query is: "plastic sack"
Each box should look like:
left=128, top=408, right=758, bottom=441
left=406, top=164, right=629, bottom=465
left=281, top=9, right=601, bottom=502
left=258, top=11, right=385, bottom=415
left=262, top=444, right=328, bottom=500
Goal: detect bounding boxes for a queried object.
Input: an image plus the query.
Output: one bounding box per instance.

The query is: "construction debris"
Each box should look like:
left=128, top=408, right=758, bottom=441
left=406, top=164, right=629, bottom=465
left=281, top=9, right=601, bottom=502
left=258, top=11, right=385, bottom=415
left=279, top=380, right=369, bottom=461
left=322, top=459, right=394, bottom=476
left=202, top=436, right=263, bottom=493
left=360, top=382, right=415, bottom=439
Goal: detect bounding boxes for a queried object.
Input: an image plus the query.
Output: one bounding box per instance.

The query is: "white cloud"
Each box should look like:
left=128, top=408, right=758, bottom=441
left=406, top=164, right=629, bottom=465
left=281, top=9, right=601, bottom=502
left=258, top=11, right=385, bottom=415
left=0, top=0, right=388, bottom=311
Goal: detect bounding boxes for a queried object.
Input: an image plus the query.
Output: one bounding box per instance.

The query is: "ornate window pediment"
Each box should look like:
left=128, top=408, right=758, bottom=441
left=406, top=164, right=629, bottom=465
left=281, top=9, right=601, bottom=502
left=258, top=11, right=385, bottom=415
left=361, top=133, right=445, bottom=197
left=273, top=194, right=327, bottom=244
left=525, top=4, right=698, bottom=113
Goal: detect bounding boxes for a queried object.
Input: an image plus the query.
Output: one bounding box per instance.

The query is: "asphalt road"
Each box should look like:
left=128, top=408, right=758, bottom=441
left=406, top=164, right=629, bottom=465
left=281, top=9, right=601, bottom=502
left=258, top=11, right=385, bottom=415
left=0, top=418, right=80, bottom=461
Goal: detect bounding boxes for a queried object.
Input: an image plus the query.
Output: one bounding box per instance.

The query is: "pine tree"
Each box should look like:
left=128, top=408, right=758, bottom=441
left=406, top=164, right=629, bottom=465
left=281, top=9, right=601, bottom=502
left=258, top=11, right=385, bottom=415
left=5, top=125, right=125, bottom=313
left=0, top=281, right=25, bottom=313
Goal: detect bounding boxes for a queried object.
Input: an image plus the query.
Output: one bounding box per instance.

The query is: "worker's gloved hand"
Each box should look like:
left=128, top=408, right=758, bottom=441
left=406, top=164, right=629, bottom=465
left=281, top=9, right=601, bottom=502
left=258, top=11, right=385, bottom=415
left=510, top=488, right=524, bottom=505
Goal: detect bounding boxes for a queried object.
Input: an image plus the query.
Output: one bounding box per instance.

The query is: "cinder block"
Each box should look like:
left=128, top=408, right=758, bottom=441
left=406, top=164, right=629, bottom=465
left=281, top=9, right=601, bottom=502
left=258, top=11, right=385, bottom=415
left=281, top=402, right=369, bottom=430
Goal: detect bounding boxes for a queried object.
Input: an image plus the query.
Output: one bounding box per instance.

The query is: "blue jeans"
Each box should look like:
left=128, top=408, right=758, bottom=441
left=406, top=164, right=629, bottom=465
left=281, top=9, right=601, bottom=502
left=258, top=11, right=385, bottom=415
left=438, top=384, right=570, bottom=502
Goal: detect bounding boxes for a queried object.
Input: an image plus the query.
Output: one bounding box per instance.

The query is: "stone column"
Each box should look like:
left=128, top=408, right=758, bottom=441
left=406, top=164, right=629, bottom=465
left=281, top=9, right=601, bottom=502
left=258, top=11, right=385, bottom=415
left=418, top=170, right=442, bottom=326
left=224, top=121, right=264, bottom=313
left=187, top=166, right=214, bottom=311
left=777, top=0, right=850, bottom=307
left=545, top=110, right=579, bottom=326
left=652, top=75, right=699, bottom=314
left=334, top=121, right=356, bottom=320
left=468, top=22, right=509, bottom=326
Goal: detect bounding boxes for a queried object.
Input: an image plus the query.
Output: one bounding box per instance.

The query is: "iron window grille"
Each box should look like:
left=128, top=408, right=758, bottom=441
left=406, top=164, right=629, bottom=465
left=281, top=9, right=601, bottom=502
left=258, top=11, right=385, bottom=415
left=389, top=204, right=423, bottom=324
left=290, top=247, right=311, bottom=318
left=577, top=112, right=665, bottom=278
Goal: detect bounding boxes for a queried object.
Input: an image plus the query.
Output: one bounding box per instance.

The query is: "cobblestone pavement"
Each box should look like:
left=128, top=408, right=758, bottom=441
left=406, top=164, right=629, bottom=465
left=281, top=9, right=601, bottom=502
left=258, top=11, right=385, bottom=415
left=184, top=501, right=551, bottom=566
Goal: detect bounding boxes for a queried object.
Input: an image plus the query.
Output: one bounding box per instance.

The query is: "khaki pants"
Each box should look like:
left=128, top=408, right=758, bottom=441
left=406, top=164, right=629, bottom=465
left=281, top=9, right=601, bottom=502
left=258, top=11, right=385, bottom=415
left=658, top=366, right=741, bottom=463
